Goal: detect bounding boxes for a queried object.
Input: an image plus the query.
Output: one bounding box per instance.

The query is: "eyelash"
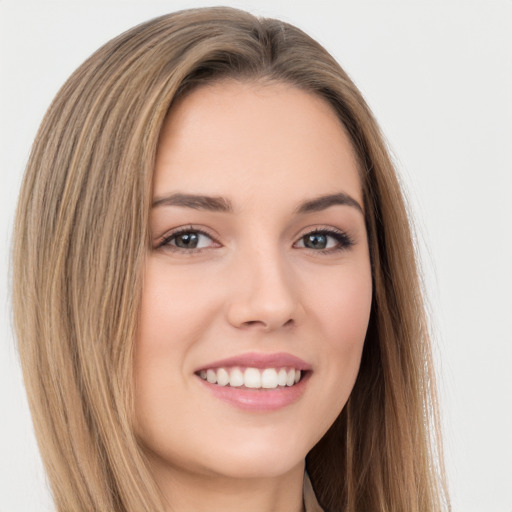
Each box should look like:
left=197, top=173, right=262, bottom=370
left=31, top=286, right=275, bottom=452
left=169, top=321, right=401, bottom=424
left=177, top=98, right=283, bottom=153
left=158, top=226, right=219, bottom=253
left=294, top=228, right=355, bottom=254
left=157, top=226, right=354, bottom=254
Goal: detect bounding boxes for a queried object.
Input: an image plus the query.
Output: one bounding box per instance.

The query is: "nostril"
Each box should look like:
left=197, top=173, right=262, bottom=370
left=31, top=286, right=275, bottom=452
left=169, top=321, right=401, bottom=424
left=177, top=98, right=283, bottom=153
left=240, top=318, right=294, bottom=330
left=242, top=320, right=266, bottom=328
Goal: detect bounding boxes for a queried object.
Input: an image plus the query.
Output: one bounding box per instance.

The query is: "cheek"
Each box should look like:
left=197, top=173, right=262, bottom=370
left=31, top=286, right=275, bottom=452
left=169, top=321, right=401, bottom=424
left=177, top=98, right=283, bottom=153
left=308, top=261, right=372, bottom=396
left=283, top=260, right=372, bottom=448
left=137, top=258, right=219, bottom=354
left=134, top=259, right=219, bottom=428
left=312, top=261, right=372, bottom=346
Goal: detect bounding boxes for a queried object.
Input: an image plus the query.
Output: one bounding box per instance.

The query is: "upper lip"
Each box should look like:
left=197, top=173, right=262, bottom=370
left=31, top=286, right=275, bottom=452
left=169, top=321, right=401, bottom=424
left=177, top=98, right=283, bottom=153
left=195, top=352, right=312, bottom=372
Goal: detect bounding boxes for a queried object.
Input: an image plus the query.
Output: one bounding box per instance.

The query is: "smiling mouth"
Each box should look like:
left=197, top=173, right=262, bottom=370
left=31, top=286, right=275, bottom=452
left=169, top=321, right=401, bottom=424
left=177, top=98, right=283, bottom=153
left=197, top=367, right=303, bottom=389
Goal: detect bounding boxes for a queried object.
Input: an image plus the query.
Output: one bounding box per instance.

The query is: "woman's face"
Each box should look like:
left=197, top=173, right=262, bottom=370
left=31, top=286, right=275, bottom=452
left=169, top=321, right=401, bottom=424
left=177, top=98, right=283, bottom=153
left=135, top=81, right=372, bottom=482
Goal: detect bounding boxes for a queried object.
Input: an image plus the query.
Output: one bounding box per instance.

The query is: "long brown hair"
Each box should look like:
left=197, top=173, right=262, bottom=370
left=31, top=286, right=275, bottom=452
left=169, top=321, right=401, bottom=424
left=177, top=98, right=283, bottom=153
left=13, top=7, right=449, bottom=511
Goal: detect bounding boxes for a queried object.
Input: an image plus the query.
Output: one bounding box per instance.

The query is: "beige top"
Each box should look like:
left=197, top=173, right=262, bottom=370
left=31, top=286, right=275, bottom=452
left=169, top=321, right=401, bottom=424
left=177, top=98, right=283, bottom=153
left=303, top=473, right=324, bottom=512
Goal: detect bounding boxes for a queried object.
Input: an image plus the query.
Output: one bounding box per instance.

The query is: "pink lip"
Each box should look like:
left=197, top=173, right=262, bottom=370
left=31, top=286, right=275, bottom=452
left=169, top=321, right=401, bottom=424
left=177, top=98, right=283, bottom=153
left=194, top=352, right=312, bottom=372
left=196, top=372, right=311, bottom=412
left=194, top=352, right=312, bottom=412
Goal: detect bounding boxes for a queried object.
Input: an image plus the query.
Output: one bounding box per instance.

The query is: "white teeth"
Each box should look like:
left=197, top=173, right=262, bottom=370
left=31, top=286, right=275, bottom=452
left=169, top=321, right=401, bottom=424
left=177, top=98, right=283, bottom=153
left=198, top=367, right=303, bottom=389
left=261, top=368, right=278, bottom=389
left=216, top=368, right=229, bottom=386
left=244, top=368, right=261, bottom=388
left=229, top=368, right=244, bottom=387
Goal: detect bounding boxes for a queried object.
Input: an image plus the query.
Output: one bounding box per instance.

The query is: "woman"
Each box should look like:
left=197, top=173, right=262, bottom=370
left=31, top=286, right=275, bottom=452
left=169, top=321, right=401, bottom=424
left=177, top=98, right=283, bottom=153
left=12, top=6, right=449, bottom=512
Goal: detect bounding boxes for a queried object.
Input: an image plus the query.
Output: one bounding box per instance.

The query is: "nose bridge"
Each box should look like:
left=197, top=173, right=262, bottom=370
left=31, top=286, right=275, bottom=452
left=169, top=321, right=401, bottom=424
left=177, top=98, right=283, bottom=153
left=226, top=237, right=300, bottom=331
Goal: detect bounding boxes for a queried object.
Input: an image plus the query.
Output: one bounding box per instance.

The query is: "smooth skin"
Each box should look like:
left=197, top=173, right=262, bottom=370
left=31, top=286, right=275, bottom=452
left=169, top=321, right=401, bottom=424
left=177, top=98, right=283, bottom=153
left=135, top=81, right=373, bottom=512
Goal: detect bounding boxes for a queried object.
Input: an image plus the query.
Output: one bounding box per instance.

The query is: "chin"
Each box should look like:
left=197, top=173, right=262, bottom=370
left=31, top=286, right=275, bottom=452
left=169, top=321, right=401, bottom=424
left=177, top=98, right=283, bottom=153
left=199, top=449, right=306, bottom=481
left=143, top=429, right=312, bottom=482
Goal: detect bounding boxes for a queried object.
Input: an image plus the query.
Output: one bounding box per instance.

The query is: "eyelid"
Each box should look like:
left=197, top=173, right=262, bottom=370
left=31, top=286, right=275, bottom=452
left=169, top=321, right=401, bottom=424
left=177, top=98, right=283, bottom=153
left=155, top=225, right=221, bottom=251
left=293, top=225, right=355, bottom=252
left=153, top=224, right=355, bottom=253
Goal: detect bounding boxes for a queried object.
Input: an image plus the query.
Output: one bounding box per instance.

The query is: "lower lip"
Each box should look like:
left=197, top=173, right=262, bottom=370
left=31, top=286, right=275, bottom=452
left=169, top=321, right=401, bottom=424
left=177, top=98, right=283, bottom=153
left=196, top=372, right=310, bottom=412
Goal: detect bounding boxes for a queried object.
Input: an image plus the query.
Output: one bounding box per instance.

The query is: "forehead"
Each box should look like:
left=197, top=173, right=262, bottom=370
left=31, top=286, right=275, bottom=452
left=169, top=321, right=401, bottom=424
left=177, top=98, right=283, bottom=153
left=154, top=80, right=362, bottom=208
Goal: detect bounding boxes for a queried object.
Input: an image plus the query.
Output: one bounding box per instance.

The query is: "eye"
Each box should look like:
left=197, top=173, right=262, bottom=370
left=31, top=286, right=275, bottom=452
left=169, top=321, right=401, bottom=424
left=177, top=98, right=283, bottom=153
left=294, top=229, right=354, bottom=252
left=159, top=228, right=217, bottom=251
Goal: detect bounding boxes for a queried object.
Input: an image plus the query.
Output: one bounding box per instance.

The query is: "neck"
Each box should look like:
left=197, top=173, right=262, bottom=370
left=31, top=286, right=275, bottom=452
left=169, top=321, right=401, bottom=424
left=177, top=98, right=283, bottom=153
left=151, top=460, right=306, bottom=512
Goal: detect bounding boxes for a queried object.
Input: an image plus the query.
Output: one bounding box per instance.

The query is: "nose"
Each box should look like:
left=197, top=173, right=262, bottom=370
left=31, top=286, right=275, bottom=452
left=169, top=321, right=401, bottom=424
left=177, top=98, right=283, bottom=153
left=225, top=247, right=302, bottom=332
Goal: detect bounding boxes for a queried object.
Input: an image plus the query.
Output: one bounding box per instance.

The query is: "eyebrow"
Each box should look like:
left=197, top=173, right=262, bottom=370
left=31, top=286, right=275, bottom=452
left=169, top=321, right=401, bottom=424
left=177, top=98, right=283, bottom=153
left=152, top=193, right=232, bottom=212
left=152, top=192, right=363, bottom=215
left=295, top=193, right=364, bottom=215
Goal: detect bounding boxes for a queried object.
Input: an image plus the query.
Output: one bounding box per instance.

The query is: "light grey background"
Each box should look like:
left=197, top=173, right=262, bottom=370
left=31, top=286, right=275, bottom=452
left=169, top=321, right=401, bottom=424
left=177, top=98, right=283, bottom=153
left=1, top=1, right=511, bottom=511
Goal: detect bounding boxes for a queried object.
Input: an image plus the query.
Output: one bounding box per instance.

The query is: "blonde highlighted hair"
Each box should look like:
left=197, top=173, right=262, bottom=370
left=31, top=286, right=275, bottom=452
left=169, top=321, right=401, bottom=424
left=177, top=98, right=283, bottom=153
left=13, top=7, right=449, bottom=511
